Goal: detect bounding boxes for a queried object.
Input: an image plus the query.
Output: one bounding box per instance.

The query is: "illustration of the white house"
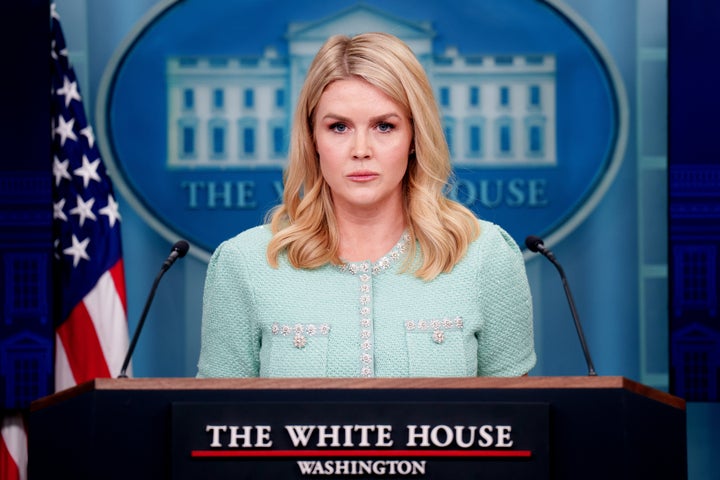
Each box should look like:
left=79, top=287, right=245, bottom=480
left=166, top=4, right=556, bottom=170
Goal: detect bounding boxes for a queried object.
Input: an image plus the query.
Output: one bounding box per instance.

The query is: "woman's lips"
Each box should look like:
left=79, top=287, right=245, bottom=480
left=347, top=171, right=379, bottom=182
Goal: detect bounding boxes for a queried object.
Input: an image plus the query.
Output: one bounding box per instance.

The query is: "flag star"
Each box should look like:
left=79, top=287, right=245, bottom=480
left=69, top=195, right=97, bottom=227
left=54, top=115, right=77, bottom=146
left=52, top=156, right=72, bottom=186
left=80, top=125, right=95, bottom=149
left=63, top=234, right=91, bottom=267
left=50, top=39, right=67, bottom=61
left=53, top=197, right=68, bottom=221
left=56, top=76, right=82, bottom=108
left=73, top=155, right=101, bottom=188
left=99, top=194, right=121, bottom=227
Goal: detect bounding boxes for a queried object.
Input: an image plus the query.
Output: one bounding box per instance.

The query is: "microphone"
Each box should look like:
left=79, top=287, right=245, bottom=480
left=118, top=240, right=190, bottom=378
left=162, top=239, right=190, bottom=271
left=525, top=235, right=597, bottom=376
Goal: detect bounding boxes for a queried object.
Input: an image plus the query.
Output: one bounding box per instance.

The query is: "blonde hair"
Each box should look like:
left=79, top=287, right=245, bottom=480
left=267, top=32, right=480, bottom=280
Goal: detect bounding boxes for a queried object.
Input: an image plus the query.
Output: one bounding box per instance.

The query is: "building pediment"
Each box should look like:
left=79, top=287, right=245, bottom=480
left=673, top=322, right=720, bottom=343
left=1, top=331, right=50, bottom=351
left=286, top=4, right=435, bottom=43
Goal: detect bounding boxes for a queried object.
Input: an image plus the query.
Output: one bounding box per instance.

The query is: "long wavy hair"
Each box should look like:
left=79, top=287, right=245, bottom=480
left=267, top=32, right=480, bottom=280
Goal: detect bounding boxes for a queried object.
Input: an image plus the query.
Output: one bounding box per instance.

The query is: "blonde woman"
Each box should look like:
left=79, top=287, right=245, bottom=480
left=197, top=32, right=535, bottom=378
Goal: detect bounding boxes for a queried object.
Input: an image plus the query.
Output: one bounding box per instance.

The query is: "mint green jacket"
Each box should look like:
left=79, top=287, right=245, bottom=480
left=197, top=220, right=535, bottom=378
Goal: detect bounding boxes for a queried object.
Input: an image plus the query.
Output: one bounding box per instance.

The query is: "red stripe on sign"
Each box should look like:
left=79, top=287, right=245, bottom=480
left=57, top=301, right=111, bottom=383
left=192, top=449, right=532, bottom=458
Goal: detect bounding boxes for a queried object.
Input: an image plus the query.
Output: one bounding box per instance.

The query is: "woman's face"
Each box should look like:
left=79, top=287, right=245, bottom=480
left=313, top=78, right=413, bottom=217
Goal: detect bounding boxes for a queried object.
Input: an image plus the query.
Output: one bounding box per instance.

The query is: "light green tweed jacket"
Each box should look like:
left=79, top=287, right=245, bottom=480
left=197, top=220, right=536, bottom=378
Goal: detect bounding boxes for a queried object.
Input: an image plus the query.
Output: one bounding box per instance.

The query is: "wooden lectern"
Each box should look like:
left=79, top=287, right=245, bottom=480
left=29, top=376, right=686, bottom=479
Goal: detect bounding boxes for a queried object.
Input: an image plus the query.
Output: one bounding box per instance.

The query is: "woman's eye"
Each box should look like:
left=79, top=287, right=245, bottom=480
left=377, top=122, right=395, bottom=133
left=330, top=122, right=347, bottom=133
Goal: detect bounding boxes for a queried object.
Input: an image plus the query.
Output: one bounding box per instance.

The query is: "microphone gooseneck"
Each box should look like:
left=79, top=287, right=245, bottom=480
left=118, top=240, right=190, bottom=378
left=525, top=235, right=597, bottom=376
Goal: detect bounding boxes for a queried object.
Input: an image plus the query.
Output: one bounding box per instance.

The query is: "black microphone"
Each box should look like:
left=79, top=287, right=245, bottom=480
left=118, top=240, right=190, bottom=378
left=162, top=239, right=190, bottom=271
left=525, top=235, right=597, bottom=376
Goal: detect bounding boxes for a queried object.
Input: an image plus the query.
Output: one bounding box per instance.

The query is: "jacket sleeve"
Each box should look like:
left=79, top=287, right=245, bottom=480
left=475, top=223, right=536, bottom=377
left=196, top=237, right=261, bottom=377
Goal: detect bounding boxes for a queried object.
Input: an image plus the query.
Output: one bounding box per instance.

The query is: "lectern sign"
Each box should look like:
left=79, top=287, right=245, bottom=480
left=171, top=401, right=549, bottom=479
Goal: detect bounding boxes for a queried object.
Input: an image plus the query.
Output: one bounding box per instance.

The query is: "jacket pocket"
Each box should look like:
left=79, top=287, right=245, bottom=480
left=404, top=317, right=466, bottom=376
left=261, top=322, right=331, bottom=377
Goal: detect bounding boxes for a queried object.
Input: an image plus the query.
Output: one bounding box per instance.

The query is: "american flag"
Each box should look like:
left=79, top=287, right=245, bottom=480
left=0, top=415, right=26, bottom=480
left=50, top=3, right=130, bottom=390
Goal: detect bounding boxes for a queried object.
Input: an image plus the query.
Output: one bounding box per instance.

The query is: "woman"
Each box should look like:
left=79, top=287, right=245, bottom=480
left=197, top=32, right=535, bottom=378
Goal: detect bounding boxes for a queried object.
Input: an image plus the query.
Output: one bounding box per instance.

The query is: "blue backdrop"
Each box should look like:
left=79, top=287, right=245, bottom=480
left=1, top=0, right=716, bottom=478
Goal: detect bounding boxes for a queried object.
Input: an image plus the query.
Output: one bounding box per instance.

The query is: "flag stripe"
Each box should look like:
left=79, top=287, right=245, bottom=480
left=0, top=415, right=27, bottom=480
left=83, top=261, right=129, bottom=376
left=56, top=301, right=111, bottom=385
left=109, top=259, right=128, bottom=313
left=53, top=336, right=76, bottom=392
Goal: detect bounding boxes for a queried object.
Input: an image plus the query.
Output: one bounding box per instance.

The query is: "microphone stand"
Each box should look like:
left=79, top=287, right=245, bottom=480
left=118, top=241, right=189, bottom=378
left=542, top=251, right=597, bottom=376
left=526, top=236, right=597, bottom=377
left=118, top=265, right=168, bottom=378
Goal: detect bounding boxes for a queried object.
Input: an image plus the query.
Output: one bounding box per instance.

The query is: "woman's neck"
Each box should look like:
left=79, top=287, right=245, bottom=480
left=336, top=208, right=406, bottom=263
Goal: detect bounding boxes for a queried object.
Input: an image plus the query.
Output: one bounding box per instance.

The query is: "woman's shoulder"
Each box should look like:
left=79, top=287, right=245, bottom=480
left=464, top=219, right=524, bottom=267
left=211, top=224, right=272, bottom=258
left=474, top=219, right=522, bottom=251
left=460, top=219, right=527, bottom=288
left=230, top=224, right=272, bottom=243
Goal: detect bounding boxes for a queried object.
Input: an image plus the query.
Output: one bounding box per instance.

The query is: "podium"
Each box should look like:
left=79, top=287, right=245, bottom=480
left=29, top=376, right=686, bottom=479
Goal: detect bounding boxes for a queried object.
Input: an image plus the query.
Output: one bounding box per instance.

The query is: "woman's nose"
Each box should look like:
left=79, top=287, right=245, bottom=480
left=352, top=132, right=371, bottom=159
